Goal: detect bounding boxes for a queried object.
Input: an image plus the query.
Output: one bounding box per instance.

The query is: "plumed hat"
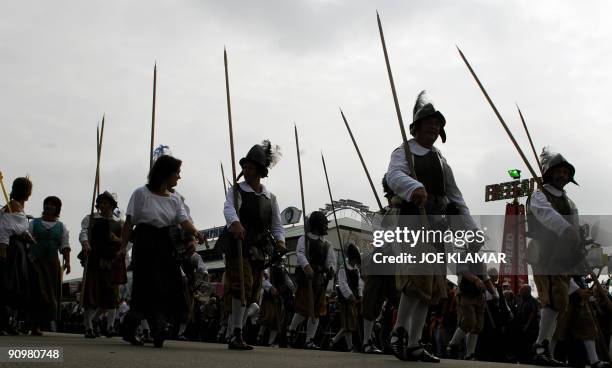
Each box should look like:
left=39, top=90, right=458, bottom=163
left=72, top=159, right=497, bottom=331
left=239, top=140, right=282, bottom=178
left=410, top=90, right=446, bottom=143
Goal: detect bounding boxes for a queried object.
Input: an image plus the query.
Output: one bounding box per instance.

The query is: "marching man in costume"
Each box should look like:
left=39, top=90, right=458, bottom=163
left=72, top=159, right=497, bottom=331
left=527, top=148, right=604, bottom=367
left=80, top=191, right=123, bottom=338
left=386, top=91, right=480, bottom=362
left=329, top=241, right=363, bottom=352
left=287, top=211, right=337, bottom=349
left=360, top=175, right=401, bottom=354
left=446, top=242, right=497, bottom=361
left=223, top=140, right=286, bottom=350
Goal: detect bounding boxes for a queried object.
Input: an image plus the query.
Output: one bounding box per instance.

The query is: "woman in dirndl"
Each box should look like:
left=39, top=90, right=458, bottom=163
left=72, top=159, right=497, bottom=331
left=120, top=155, right=204, bottom=348
left=28, top=196, right=71, bottom=335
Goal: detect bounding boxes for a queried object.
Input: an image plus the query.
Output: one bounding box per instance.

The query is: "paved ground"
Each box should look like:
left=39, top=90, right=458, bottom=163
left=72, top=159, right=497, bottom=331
left=0, top=333, right=539, bottom=368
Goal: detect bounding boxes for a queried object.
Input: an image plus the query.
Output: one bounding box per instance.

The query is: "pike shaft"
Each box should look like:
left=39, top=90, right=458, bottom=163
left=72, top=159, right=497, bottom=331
left=221, top=162, right=228, bottom=195
left=150, top=64, right=157, bottom=169
left=517, top=105, right=543, bottom=175
left=321, top=153, right=347, bottom=271
left=457, top=47, right=541, bottom=185
left=376, top=12, right=428, bottom=226
left=295, top=124, right=315, bottom=317
left=340, top=109, right=383, bottom=211
left=224, top=49, right=246, bottom=305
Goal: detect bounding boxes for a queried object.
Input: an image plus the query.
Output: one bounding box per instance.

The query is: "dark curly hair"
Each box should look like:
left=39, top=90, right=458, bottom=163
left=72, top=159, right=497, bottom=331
left=43, top=196, right=62, bottom=217
left=147, top=155, right=182, bottom=192
left=10, top=177, right=32, bottom=201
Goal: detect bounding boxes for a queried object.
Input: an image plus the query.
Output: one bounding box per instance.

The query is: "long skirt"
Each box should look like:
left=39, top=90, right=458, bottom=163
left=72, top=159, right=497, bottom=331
left=129, top=224, right=187, bottom=323
left=29, top=255, right=61, bottom=323
left=1, top=238, right=30, bottom=312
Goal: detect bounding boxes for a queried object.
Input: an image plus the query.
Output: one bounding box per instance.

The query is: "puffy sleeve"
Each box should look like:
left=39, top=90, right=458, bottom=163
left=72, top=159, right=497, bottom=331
left=175, top=196, right=190, bottom=224
left=528, top=191, right=573, bottom=236
left=337, top=268, right=353, bottom=299
left=326, top=242, right=337, bottom=272
left=60, top=222, right=70, bottom=250
left=223, top=185, right=241, bottom=226
left=79, top=215, right=90, bottom=243
left=270, top=193, right=285, bottom=242
left=386, top=145, right=424, bottom=203
left=296, top=235, right=309, bottom=268
left=126, top=187, right=143, bottom=223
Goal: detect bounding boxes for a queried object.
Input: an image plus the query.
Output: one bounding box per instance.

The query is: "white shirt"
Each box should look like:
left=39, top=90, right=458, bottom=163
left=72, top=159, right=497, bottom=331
left=296, top=233, right=337, bottom=271
left=126, top=186, right=190, bottom=228
left=386, top=139, right=478, bottom=230
left=0, top=210, right=30, bottom=245
left=337, top=266, right=364, bottom=299
left=528, top=184, right=578, bottom=237
left=223, top=181, right=285, bottom=242
left=28, top=219, right=70, bottom=251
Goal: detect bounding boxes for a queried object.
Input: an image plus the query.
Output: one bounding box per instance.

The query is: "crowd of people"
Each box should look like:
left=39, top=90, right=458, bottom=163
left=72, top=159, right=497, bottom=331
left=1, top=91, right=611, bottom=368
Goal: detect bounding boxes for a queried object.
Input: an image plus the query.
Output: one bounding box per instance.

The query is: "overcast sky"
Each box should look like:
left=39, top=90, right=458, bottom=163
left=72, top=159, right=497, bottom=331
left=2, top=0, right=611, bottom=278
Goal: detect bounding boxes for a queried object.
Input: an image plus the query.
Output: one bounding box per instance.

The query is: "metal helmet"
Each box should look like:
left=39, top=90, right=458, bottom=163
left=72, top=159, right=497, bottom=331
left=540, top=147, right=577, bottom=185
left=409, top=90, right=446, bottom=143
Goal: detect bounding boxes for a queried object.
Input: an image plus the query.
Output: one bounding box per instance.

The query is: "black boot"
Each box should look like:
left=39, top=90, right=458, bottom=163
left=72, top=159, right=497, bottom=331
left=84, top=328, right=96, bottom=339
left=121, top=314, right=143, bottom=346
left=406, top=345, right=440, bottom=363
left=389, top=327, right=409, bottom=361
left=532, top=340, right=565, bottom=367
left=228, top=328, right=253, bottom=350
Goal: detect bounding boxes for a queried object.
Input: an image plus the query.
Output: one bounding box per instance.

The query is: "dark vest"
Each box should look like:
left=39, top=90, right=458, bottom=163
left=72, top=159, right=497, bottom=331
left=527, top=188, right=583, bottom=273
left=90, top=217, right=122, bottom=260
left=414, top=150, right=445, bottom=196
left=30, top=218, right=63, bottom=261
left=306, top=236, right=330, bottom=273
left=346, top=268, right=360, bottom=296
left=527, top=188, right=573, bottom=240
left=238, top=185, right=273, bottom=245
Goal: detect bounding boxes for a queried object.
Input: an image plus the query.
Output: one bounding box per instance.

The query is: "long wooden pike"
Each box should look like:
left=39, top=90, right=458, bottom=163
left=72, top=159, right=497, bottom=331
left=224, top=48, right=246, bottom=306
left=321, top=153, right=348, bottom=271
left=220, top=162, right=228, bottom=195
left=376, top=11, right=429, bottom=226
left=516, top=104, right=543, bottom=175
left=149, top=62, right=157, bottom=169
left=294, top=124, right=315, bottom=317
left=339, top=108, right=383, bottom=212
left=90, top=115, right=105, bottom=216
left=81, top=114, right=105, bottom=306
left=96, top=125, right=101, bottom=198
left=456, top=46, right=541, bottom=186
left=0, top=171, right=12, bottom=213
